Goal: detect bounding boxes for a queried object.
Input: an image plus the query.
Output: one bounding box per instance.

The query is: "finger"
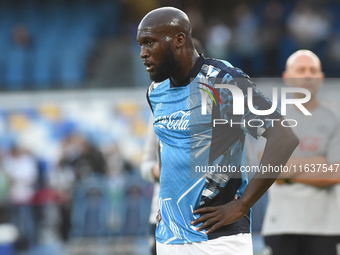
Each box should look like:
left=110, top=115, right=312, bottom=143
left=156, top=215, right=162, bottom=226
left=196, top=217, right=219, bottom=232
left=156, top=210, right=162, bottom=223
left=206, top=221, right=223, bottom=234
left=191, top=212, right=216, bottom=225
left=193, top=207, right=217, bottom=214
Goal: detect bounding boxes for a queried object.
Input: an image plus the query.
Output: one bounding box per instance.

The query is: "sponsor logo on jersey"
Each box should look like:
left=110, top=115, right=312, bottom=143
left=154, top=110, right=190, bottom=130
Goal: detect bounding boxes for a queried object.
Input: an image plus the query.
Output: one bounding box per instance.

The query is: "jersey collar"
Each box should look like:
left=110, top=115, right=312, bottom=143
left=170, top=54, right=205, bottom=88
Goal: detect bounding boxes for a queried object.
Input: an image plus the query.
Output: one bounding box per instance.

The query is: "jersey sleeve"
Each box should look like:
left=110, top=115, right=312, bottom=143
left=219, top=69, right=282, bottom=139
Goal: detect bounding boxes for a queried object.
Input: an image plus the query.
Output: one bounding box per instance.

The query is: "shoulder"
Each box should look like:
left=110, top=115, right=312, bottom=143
left=203, top=57, right=250, bottom=79
left=202, top=58, right=256, bottom=95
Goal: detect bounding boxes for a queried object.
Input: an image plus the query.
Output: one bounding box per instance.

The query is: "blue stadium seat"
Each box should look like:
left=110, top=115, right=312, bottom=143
left=0, top=36, right=10, bottom=87
left=31, top=48, right=55, bottom=88
left=59, top=52, right=87, bottom=86
left=0, top=0, right=119, bottom=88
left=6, top=46, right=27, bottom=89
left=70, top=174, right=113, bottom=237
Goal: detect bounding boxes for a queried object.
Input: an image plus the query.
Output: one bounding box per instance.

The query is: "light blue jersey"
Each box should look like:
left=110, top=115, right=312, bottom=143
left=147, top=56, right=281, bottom=244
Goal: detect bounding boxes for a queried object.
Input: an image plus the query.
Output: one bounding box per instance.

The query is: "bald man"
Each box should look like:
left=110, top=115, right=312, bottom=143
left=262, top=50, right=340, bottom=255
left=137, top=7, right=298, bottom=254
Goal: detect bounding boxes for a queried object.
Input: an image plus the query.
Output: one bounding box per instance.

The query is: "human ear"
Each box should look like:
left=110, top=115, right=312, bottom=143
left=282, top=71, right=292, bottom=86
left=174, top=32, right=186, bottom=49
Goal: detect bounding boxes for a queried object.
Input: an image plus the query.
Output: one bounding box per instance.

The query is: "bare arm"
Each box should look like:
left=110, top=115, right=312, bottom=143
left=191, top=119, right=299, bottom=234
left=289, top=176, right=340, bottom=187
left=277, top=155, right=327, bottom=178
left=259, top=152, right=340, bottom=187
left=276, top=114, right=340, bottom=187
left=234, top=120, right=299, bottom=216
left=278, top=158, right=340, bottom=187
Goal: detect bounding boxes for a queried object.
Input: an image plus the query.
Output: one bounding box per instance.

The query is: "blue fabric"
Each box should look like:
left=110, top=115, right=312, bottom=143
left=147, top=56, right=281, bottom=244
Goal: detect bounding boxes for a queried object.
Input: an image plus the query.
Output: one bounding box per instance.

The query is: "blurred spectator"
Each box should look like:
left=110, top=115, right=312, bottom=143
left=3, top=145, right=38, bottom=250
left=0, top=153, right=10, bottom=223
left=262, top=50, right=340, bottom=255
left=51, top=133, right=107, bottom=240
left=324, top=33, right=340, bottom=77
left=8, top=24, right=34, bottom=88
left=58, top=134, right=107, bottom=181
left=2, top=0, right=340, bottom=89
left=286, top=4, right=331, bottom=49
left=12, top=24, right=32, bottom=48
left=232, top=3, right=263, bottom=76
left=205, top=19, right=232, bottom=60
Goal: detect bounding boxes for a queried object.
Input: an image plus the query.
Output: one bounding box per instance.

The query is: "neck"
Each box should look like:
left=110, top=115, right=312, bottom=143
left=170, top=49, right=200, bottom=87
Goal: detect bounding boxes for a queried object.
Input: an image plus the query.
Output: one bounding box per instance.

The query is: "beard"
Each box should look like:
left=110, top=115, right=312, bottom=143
left=150, top=44, right=179, bottom=83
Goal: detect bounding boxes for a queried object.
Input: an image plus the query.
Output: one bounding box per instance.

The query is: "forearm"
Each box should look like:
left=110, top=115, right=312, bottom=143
left=239, top=123, right=299, bottom=211
left=278, top=156, right=327, bottom=178
left=290, top=178, right=340, bottom=187
left=191, top=121, right=299, bottom=233
left=288, top=161, right=340, bottom=187
left=279, top=157, right=340, bottom=187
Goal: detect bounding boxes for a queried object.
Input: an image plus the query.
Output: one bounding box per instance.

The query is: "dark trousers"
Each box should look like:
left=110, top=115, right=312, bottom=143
left=264, top=234, right=340, bottom=255
left=150, top=224, right=157, bottom=255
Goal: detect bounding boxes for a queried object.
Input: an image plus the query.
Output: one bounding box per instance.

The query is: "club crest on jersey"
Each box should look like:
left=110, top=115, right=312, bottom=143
left=186, top=95, right=197, bottom=109
left=155, top=103, right=162, bottom=110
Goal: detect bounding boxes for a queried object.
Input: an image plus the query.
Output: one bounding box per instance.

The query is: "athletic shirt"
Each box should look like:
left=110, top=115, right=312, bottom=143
left=147, top=55, right=281, bottom=244
left=262, top=104, right=340, bottom=236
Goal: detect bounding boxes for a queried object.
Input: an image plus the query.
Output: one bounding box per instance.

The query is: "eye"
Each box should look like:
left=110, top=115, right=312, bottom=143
left=296, top=67, right=305, bottom=74
left=147, top=40, right=153, bottom=46
left=310, top=68, right=317, bottom=74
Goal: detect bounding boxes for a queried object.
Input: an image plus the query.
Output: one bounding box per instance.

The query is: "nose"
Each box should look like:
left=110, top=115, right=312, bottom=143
left=140, top=46, right=149, bottom=59
left=304, top=70, right=314, bottom=79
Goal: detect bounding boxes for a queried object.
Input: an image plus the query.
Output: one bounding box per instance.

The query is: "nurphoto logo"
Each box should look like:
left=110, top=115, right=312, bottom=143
left=199, top=82, right=311, bottom=116
left=198, top=81, right=311, bottom=128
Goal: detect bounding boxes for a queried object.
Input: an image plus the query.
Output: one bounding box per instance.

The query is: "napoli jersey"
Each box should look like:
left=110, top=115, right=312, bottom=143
left=147, top=55, right=281, bottom=244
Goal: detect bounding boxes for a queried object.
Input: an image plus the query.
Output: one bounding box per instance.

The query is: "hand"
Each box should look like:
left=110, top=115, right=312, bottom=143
left=191, top=199, right=248, bottom=234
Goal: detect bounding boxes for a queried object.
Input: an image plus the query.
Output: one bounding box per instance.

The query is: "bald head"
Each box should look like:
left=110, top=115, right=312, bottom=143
left=138, top=7, right=192, bottom=38
left=283, top=49, right=324, bottom=99
left=285, top=50, right=321, bottom=72
left=136, top=7, right=199, bottom=85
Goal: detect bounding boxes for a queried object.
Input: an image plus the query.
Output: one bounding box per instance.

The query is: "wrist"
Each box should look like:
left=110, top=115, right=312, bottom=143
left=235, top=197, right=251, bottom=216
